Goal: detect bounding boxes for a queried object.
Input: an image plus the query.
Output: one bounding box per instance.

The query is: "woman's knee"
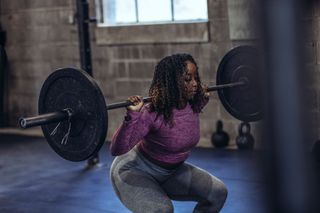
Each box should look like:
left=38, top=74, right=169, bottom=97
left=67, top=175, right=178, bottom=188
left=211, top=180, right=228, bottom=207
left=218, top=182, right=228, bottom=201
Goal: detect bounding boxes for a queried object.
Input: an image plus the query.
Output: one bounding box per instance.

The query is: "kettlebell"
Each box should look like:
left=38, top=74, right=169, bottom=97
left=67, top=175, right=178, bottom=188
left=211, top=120, right=229, bottom=148
left=236, top=122, right=254, bottom=150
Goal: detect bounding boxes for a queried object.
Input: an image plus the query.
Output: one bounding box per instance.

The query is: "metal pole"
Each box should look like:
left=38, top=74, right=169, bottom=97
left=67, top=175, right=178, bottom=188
left=76, top=0, right=97, bottom=165
left=0, top=29, right=7, bottom=127
left=260, top=0, right=315, bottom=212
left=76, top=0, right=93, bottom=75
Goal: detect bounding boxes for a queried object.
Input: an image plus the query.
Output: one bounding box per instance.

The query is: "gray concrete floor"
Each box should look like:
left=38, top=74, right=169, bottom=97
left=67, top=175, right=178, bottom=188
left=0, top=134, right=268, bottom=213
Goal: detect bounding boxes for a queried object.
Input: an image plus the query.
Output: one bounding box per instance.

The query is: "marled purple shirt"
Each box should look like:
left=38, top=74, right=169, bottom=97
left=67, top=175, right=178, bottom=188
left=110, top=99, right=209, bottom=164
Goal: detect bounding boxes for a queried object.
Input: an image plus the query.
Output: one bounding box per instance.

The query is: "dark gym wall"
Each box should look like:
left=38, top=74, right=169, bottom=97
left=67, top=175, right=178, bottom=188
left=0, top=0, right=318, bottom=148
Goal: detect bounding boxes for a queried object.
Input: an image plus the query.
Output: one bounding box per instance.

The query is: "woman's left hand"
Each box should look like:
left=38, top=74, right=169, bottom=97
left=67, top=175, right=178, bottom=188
left=202, top=84, right=210, bottom=98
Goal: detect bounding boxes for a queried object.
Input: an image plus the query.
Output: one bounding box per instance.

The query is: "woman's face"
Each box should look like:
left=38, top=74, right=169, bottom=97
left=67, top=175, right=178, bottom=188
left=183, top=61, right=199, bottom=100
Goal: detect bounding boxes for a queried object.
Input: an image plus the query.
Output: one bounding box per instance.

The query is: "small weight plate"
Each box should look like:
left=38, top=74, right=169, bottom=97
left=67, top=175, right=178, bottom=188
left=39, top=67, right=107, bottom=161
left=217, top=46, right=262, bottom=122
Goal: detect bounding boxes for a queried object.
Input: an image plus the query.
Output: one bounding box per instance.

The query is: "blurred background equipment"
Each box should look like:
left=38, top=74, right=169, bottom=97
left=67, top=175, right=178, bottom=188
left=236, top=122, right=254, bottom=150
left=211, top=120, right=229, bottom=148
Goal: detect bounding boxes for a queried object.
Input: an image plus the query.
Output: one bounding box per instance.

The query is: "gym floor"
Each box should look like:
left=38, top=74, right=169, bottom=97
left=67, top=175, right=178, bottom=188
left=0, top=134, right=267, bottom=213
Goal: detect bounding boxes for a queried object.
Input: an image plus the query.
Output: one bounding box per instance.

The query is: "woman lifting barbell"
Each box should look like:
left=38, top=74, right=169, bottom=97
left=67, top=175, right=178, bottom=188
left=110, top=53, right=228, bottom=213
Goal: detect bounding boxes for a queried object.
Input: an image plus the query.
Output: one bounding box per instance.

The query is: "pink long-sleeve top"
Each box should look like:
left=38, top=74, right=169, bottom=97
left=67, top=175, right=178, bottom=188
left=110, top=99, right=209, bottom=164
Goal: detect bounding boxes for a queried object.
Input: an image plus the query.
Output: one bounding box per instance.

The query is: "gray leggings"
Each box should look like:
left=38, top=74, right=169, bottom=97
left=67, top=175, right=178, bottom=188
left=110, top=147, right=228, bottom=213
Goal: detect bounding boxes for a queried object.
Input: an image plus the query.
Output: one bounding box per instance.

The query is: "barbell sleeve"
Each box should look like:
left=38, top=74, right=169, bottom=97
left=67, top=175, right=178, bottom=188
left=19, top=109, right=72, bottom=129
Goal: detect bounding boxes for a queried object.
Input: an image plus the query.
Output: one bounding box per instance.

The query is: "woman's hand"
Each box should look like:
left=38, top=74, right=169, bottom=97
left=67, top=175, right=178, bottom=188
left=202, top=84, right=210, bottom=99
left=127, top=95, right=144, bottom=112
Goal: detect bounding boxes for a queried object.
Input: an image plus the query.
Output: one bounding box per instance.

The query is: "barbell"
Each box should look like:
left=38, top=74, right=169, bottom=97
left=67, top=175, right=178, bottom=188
left=18, top=45, right=262, bottom=162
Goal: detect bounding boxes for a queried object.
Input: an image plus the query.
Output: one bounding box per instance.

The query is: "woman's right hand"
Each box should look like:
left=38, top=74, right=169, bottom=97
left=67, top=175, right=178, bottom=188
left=127, top=95, right=144, bottom=112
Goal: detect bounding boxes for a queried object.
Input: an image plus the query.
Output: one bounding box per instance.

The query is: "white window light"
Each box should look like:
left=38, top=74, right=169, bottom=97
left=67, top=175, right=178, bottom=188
left=96, top=0, right=208, bottom=27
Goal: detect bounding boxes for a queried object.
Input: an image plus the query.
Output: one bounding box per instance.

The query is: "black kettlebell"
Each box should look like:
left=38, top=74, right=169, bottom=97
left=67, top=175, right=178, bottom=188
left=236, top=122, right=254, bottom=150
left=211, top=120, right=229, bottom=148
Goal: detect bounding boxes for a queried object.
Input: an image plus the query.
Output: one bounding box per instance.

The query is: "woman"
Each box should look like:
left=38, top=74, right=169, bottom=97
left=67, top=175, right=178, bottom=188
left=110, top=53, right=227, bottom=213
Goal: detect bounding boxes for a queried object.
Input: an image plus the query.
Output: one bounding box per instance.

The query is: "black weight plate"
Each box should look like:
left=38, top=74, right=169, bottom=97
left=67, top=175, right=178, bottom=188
left=217, top=46, right=262, bottom=122
left=39, top=67, right=107, bottom=161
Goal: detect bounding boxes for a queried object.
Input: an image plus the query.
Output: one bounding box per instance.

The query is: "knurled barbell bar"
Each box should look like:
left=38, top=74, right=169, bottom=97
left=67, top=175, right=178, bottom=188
left=18, top=45, right=262, bottom=162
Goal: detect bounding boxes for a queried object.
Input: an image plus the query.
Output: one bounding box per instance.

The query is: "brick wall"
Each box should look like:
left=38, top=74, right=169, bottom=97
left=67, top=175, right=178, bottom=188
left=0, top=0, right=79, bottom=121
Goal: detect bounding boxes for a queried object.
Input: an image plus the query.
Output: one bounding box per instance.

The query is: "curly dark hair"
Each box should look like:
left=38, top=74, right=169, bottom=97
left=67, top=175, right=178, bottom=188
left=149, top=53, right=206, bottom=126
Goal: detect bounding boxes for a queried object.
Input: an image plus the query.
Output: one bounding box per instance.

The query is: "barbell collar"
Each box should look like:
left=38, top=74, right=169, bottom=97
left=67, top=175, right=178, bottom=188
left=19, top=109, right=72, bottom=129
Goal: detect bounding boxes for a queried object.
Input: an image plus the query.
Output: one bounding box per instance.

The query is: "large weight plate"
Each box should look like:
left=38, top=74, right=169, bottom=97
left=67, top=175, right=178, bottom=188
left=217, top=46, right=262, bottom=122
left=39, top=67, right=107, bottom=161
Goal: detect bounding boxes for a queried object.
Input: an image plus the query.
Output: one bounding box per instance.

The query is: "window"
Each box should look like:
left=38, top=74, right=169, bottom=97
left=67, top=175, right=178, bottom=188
left=96, top=0, right=208, bottom=26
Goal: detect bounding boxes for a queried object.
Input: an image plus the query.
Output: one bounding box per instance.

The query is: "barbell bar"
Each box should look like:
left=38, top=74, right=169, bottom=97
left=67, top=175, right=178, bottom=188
left=19, top=81, right=246, bottom=129
left=18, top=45, right=262, bottom=161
